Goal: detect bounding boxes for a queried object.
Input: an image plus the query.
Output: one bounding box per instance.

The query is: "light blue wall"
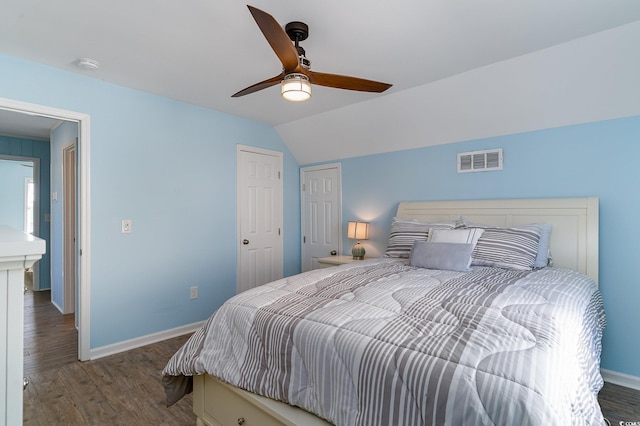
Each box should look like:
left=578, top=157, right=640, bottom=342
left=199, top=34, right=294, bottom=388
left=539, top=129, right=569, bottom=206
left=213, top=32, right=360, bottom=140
left=50, top=121, right=78, bottom=309
left=331, top=115, right=640, bottom=378
left=0, top=53, right=301, bottom=348
left=0, top=136, right=51, bottom=290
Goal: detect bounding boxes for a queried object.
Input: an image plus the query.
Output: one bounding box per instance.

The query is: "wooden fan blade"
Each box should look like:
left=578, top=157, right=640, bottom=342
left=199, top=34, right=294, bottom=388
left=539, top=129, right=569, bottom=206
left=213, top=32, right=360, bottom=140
left=232, top=73, right=284, bottom=97
left=248, top=5, right=300, bottom=72
left=309, top=71, right=392, bottom=93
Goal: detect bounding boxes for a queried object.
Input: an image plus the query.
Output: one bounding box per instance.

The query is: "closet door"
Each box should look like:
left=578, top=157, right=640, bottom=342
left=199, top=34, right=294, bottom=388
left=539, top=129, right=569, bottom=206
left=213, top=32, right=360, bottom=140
left=237, top=146, right=283, bottom=293
left=300, top=164, right=342, bottom=272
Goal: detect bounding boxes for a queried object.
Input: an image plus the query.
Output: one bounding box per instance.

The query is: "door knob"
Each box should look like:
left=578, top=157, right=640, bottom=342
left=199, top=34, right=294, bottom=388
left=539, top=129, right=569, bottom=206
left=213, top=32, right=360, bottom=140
left=242, top=239, right=249, bottom=245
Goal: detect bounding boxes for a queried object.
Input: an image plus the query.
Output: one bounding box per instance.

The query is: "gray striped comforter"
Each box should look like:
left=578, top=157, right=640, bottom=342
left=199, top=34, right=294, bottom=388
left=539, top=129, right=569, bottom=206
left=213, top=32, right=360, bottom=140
left=163, top=258, right=606, bottom=425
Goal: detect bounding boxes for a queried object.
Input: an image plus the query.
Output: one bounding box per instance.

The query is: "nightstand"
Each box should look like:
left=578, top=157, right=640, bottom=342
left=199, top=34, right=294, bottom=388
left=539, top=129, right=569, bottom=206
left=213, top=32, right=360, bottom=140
left=316, top=255, right=366, bottom=269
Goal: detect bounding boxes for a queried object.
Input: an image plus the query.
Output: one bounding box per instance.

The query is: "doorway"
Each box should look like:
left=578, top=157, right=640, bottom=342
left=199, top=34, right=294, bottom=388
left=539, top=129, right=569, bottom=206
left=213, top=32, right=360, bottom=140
left=300, top=163, right=342, bottom=272
left=0, top=97, right=91, bottom=361
left=0, top=156, right=41, bottom=288
left=62, top=143, right=76, bottom=315
left=236, top=145, right=283, bottom=293
left=25, top=176, right=35, bottom=234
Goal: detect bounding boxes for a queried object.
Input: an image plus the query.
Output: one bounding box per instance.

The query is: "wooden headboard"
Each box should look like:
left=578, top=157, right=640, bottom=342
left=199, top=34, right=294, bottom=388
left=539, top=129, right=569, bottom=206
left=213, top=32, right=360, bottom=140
left=396, top=197, right=599, bottom=284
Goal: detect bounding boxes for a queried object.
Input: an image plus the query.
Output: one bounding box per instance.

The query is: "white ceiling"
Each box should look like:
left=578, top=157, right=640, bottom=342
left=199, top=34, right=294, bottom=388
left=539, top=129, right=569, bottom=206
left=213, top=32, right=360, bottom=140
left=0, top=111, right=61, bottom=140
left=2, top=1, right=640, bottom=154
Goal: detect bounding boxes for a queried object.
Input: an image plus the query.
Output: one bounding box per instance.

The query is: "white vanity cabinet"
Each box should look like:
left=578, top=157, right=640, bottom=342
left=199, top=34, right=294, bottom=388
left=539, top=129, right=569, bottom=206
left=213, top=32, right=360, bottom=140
left=0, top=226, right=45, bottom=426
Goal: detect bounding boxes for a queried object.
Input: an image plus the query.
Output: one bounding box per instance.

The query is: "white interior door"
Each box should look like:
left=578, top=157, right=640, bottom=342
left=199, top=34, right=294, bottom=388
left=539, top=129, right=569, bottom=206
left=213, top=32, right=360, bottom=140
left=300, top=164, right=342, bottom=272
left=237, top=145, right=283, bottom=293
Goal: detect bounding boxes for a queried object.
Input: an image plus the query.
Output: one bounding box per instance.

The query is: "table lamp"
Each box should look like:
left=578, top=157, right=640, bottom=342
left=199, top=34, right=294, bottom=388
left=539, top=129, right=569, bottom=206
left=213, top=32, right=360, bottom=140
left=347, top=221, right=369, bottom=260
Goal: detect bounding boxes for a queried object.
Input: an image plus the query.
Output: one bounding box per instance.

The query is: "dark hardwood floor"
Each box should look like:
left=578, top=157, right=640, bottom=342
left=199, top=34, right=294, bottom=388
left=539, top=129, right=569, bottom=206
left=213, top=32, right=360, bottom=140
left=24, top=287, right=77, bottom=376
left=600, top=381, right=640, bottom=425
left=23, top=289, right=196, bottom=425
left=23, top=286, right=640, bottom=425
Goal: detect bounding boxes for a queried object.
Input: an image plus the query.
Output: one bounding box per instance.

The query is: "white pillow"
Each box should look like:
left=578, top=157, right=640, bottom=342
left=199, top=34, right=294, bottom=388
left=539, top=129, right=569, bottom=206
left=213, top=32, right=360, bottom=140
left=428, top=228, right=484, bottom=247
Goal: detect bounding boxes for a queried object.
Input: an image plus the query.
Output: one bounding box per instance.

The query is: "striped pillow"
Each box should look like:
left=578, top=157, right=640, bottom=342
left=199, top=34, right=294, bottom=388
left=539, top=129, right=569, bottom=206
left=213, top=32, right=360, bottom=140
left=471, top=226, right=541, bottom=270
left=461, top=220, right=552, bottom=268
left=385, top=218, right=456, bottom=258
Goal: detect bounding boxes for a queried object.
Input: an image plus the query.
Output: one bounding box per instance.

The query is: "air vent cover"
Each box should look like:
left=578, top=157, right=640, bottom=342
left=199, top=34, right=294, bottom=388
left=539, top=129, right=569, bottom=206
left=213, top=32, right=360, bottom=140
left=457, top=149, right=503, bottom=173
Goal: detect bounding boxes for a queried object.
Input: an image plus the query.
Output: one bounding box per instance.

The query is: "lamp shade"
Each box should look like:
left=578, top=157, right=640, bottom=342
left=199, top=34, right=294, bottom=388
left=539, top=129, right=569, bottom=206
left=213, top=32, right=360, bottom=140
left=347, top=221, right=369, bottom=240
left=281, top=73, right=311, bottom=102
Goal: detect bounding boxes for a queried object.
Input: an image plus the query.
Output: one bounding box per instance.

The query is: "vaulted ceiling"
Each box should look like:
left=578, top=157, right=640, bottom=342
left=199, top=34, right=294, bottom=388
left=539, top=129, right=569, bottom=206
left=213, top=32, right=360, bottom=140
left=2, top=1, right=640, bottom=162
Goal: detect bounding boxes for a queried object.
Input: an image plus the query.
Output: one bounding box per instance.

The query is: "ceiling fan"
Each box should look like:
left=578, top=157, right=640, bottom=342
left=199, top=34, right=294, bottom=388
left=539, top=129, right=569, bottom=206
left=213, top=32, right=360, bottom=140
left=232, top=5, right=392, bottom=101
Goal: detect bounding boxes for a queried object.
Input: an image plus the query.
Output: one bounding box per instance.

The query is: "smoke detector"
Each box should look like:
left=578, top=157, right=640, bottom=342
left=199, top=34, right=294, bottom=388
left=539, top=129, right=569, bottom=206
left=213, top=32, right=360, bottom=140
left=76, top=58, right=100, bottom=71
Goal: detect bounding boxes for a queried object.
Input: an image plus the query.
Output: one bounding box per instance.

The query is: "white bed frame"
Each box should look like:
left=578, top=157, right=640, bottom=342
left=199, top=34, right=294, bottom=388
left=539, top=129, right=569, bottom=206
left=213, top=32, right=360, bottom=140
left=193, top=197, right=599, bottom=426
left=396, top=197, right=599, bottom=284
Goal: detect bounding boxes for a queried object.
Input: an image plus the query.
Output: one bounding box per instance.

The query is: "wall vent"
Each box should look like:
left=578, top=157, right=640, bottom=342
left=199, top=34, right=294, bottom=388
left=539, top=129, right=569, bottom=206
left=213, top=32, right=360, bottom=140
left=457, top=149, right=503, bottom=173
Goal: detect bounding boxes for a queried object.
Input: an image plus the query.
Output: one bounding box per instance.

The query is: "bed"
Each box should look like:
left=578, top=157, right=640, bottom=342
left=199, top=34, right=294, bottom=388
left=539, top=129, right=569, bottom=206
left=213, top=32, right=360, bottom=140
left=163, top=197, right=605, bottom=426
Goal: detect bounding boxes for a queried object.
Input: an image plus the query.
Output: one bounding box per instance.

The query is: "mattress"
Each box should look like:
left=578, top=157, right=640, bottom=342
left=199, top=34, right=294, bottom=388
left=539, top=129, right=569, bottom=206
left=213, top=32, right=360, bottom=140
left=163, top=258, right=606, bottom=425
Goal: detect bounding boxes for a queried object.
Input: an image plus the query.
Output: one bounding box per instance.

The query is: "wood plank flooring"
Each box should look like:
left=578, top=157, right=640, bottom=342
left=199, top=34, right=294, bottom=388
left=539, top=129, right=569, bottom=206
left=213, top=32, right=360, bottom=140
left=600, top=381, right=640, bottom=425
left=23, top=289, right=196, bottom=425
left=23, top=287, right=640, bottom=425
left=24, top=288, right=77, bottom=376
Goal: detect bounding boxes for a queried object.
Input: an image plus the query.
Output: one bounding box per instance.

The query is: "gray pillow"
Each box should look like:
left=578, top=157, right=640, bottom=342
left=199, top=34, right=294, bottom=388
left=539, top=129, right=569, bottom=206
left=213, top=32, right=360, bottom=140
left=533, top=223, right=552, bottom=268
left=409, top=241, right=474, bottom=272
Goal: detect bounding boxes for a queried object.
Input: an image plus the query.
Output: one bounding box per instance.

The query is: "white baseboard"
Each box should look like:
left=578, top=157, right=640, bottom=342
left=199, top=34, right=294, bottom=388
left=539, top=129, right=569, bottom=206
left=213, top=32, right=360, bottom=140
left=601, top=368, right=640, bottom=391
left=89, top=321, right=204, bottom=360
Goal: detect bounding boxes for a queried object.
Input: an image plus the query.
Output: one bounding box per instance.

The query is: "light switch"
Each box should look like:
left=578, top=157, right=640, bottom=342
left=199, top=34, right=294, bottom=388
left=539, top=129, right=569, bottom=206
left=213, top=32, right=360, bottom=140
left=121, top=219, right=132, bottom=234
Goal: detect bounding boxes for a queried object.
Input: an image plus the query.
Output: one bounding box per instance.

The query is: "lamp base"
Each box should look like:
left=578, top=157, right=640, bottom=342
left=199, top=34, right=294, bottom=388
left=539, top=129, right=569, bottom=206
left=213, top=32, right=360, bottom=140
left=352, top=242, right=365, bottom=260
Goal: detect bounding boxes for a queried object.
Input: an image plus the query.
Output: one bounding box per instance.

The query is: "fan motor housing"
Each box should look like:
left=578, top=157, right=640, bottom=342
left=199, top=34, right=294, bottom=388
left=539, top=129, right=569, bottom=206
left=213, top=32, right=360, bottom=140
left=285, top=21, right=308, bottom=42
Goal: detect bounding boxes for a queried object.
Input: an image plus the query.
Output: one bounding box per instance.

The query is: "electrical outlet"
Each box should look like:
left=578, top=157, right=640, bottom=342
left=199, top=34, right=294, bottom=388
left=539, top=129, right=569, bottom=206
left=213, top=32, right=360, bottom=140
left=121, top=219, right=132, bottom=234
left=190, top=286, right=198, bottom=300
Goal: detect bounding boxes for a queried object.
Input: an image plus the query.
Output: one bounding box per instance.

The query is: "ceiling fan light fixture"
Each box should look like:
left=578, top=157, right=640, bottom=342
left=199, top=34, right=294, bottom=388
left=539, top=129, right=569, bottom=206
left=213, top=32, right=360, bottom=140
left=281, top=73, right=311, bottom=102
left=232, top=6, right=391, bottom=99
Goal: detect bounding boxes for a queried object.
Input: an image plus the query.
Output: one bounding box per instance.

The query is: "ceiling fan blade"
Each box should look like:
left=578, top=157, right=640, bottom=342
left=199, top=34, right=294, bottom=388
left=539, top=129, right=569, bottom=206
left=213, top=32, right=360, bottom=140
left=309, top=71, right=392, bottom=93
left=231, top=73, right=284, bottom=97
left=247, top=5, right=300, bottom=72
